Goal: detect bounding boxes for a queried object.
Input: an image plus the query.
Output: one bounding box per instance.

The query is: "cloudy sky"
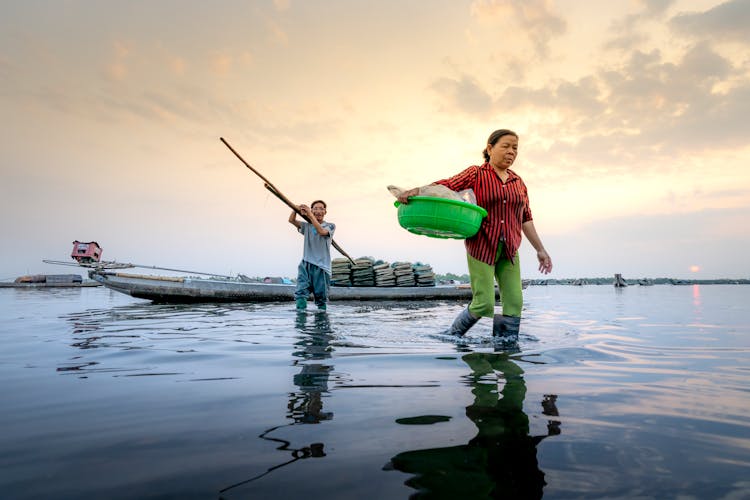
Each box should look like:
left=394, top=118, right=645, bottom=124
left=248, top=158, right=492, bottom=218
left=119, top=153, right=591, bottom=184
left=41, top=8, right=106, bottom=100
left=1, top=0, right=749, bottom=281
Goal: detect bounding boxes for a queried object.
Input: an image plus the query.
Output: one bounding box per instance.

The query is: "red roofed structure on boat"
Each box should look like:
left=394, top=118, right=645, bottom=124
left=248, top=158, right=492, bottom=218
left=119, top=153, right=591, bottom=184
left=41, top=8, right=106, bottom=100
left=71, top=241, right=102, bottom=264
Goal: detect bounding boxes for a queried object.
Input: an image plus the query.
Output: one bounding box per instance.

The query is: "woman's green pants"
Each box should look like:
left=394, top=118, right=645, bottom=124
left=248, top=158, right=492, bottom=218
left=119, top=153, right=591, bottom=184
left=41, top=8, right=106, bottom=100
left=467, top=243, right=522, bottom=318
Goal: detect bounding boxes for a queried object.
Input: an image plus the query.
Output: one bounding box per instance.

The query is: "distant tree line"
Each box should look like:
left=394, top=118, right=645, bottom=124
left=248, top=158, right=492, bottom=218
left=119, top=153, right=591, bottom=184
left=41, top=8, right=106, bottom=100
left=435, top=272, right=470, bottom=283
left=435, top=274, right=750, bottom=285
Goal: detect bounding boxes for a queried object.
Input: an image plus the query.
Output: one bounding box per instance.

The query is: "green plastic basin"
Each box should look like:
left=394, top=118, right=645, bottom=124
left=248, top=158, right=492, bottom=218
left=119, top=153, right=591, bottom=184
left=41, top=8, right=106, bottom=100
left=394, top=196, right=488, bottom=239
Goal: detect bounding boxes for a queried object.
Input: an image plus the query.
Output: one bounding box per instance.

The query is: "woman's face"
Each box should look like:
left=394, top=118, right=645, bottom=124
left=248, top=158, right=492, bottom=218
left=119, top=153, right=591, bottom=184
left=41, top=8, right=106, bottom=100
left=487, top=135, right=518, bottom=169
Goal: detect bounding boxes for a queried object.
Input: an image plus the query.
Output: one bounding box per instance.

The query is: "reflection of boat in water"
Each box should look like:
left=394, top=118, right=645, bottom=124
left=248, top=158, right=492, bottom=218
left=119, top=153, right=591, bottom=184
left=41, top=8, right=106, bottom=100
left=89, top=271, right=476, bottom=303
left=386, top=352, right=561, bottom=498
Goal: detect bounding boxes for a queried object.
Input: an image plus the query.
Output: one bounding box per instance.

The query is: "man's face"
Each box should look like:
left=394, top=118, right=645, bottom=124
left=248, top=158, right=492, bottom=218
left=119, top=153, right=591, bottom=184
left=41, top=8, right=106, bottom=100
left=311, top=202, right=326, bottom=223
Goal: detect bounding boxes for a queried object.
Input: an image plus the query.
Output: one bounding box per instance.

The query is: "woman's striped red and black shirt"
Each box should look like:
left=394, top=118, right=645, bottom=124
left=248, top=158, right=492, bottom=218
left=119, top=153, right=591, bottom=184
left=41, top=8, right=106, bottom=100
left=434, top=163, right=532, bottom=265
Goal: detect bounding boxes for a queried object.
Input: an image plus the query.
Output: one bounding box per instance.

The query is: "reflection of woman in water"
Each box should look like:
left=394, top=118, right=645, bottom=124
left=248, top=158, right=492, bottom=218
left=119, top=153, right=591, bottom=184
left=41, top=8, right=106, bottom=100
left=387, top=352, right=560, bottom=499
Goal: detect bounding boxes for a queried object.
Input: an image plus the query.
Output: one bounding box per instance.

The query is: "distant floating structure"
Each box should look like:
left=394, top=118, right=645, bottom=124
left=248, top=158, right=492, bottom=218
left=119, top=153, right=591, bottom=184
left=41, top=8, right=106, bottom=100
left=638, top=278, right=654, bottom=286
left=0, top=274, right=98, bottom=288
left=614, top=274, right=628, bottom=287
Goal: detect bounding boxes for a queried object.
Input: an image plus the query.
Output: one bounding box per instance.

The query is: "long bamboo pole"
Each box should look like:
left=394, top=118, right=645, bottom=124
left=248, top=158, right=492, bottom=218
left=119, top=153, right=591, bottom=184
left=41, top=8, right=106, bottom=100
left=42, top=259, right=236, bottom=279
left=220, top=137, right=357, bottom=265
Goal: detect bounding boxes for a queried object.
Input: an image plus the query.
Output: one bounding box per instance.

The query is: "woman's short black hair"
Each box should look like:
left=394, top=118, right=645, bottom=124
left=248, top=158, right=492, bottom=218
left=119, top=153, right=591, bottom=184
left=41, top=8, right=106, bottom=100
left=483, top=129, right=518, bottom=162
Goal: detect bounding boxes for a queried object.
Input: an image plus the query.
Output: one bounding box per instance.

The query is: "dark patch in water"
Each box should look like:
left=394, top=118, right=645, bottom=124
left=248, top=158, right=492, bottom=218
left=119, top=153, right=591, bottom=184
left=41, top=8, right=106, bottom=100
left=337, top=384, right=440, bottom=388
left=395, top=415, right=452, bottom=425
left=120, top=372, right=183, bottom=377
left=186, top=377, right=240, bottom=381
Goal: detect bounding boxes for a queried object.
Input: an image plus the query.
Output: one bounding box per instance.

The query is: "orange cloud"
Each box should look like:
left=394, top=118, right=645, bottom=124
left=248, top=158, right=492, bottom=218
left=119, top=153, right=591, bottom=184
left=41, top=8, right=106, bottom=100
left=211, top=53, right=233, bottom=76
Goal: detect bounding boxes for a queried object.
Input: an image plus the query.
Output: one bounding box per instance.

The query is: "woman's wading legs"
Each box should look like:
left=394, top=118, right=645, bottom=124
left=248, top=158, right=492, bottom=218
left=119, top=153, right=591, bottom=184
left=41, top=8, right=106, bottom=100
left=467, top=253, right=497, bottom=318
left=448, top=307, right=480, bottom=336
left=463, top=247, right=524, bottom=338
left=493, top=251, right=522, bottom=337
left=450, top=250, right=498, bottom=337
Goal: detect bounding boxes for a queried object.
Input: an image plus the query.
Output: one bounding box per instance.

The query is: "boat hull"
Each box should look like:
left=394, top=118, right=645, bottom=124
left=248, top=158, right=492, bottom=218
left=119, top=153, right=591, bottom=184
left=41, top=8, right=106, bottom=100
left=91, top=271, right=475, bottom=303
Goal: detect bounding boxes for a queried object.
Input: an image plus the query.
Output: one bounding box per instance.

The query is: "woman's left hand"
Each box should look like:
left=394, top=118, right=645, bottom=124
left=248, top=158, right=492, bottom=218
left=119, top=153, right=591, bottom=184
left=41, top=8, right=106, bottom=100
left=537, top=249, right=553, bottom=274
left=396, top=188, right=420, bottom=204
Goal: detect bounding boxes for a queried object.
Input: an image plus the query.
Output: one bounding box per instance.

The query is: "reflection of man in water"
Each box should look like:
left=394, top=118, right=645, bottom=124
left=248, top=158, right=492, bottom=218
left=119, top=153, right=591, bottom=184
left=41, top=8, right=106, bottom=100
left=220, top=311, right=336, bottom=495
left=219, top=311, right=337, bottom=495
left=387, top=352, right=560, bottom=499
left=289, top=311, right=334, bottom=423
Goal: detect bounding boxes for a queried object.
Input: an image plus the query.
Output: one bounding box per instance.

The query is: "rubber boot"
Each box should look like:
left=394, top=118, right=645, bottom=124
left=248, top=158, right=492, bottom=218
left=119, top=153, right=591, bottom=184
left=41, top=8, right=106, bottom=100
left=316, top=302, right=327, bottom=311
left=493, top=314, right=521, bottom=339
left=448, top=307, right=479, bottom=337
left=296, top=297, right=308, bottom=310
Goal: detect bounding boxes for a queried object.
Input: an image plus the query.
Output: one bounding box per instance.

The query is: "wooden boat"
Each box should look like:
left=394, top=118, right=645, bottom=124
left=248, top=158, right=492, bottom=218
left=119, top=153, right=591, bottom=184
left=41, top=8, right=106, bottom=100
left=91, top=271, right=476, bottom=303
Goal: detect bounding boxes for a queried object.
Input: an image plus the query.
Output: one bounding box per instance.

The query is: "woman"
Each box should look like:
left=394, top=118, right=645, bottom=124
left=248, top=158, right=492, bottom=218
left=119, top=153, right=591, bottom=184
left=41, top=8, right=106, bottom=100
left=397, top=129, right=552, bottom=338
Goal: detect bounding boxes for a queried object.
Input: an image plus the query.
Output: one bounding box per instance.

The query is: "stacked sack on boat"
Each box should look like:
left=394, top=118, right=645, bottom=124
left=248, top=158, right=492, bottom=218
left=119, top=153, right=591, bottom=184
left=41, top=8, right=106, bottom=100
left=392, top=262, right=416, bottom=286
left=412, top=262, right=436, bottom=287
left=351, top=257, right=376, bottom=287
left=331, top=258, right=352, bottom=286
left=331, top=257, right=436, bottom=287
left=373, top=261, right=396, bottom=286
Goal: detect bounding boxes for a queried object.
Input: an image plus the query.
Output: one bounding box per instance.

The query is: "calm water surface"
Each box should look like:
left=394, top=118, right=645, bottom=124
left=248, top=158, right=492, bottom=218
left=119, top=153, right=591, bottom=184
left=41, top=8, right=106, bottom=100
left=1, top=285, right=748, bottom=499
